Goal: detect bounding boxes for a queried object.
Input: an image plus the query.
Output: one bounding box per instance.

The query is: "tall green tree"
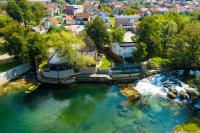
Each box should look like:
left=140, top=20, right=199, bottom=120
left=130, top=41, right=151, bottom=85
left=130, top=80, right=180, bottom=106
left=172, top=21, right=200, bottom=68
left=1, top=21, right=48, bottom=70
left=31, top=2, right=46, bottom=25
left=85, top=17, right=111, bottom=50
left=6, top=0, right=32, bottom=26
left=137, top=13, right=188, bottom=58
left=28, top=33, right=48, bottom=69
left=132, top=42, right=147, bottom=63
left=47, top=31, right=95, bottom=69
left=111, top=26, right=124, bottom=42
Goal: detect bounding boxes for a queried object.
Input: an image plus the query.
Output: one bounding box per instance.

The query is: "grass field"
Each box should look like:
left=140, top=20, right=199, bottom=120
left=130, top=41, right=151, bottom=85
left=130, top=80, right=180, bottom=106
left=109, top=17, right=115, bottom=28
left=100, top=55, right=112, bottom=69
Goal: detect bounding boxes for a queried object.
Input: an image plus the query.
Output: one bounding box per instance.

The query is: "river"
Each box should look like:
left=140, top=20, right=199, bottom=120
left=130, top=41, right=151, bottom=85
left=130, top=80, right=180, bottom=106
left=0, top=74, right=198, bottom=133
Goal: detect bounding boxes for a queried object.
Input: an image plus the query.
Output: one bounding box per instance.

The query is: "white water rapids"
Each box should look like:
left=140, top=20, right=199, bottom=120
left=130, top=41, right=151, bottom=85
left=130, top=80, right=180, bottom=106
left=135, top=74, right=199, bottom=106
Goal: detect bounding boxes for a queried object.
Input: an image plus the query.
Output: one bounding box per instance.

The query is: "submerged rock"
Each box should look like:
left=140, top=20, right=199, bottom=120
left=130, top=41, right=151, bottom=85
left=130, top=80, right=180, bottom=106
left=167, top=91, right=177, bottom=99
left=185, top=88, right=199, bottom=98
left=179, top=91, right=189, bottom=100
left=120, top=86, right=141, bottom=101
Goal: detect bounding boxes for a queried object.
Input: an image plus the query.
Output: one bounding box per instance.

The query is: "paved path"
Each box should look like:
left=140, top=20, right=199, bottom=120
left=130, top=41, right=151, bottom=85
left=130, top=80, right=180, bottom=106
left=124, top=32, right=135, bottom=42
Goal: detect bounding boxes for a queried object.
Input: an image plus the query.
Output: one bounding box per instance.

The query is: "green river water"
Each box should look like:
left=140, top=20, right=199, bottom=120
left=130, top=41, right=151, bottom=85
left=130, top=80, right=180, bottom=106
left=0, top=83, right=195, bottom=133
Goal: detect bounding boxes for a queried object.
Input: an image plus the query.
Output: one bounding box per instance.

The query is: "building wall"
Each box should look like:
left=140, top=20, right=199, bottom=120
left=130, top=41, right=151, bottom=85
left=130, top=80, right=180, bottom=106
left=112, top=43, right=137, bottom=58
left=92, top=12, right=109, bottom=23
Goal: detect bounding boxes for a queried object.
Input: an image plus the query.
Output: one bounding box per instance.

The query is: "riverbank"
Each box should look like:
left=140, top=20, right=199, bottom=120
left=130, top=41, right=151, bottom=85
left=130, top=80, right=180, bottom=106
left=0, top=78, right=33, bottom=95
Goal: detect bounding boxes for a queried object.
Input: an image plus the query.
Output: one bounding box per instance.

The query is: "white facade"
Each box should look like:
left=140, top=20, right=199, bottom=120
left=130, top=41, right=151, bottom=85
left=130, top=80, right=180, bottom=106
left=91, top=11, right=110, bottom=23
left=112, top=42, right=137, bottom=58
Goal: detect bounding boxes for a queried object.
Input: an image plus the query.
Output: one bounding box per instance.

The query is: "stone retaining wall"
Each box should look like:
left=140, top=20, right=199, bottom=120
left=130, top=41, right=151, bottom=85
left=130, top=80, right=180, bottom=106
left=0, top=64, right=32, bottom=86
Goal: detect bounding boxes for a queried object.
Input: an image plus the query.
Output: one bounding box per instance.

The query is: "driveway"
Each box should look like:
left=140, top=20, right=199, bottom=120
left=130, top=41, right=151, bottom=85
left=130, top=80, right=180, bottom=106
left=124, top=31, right=135, bottom=42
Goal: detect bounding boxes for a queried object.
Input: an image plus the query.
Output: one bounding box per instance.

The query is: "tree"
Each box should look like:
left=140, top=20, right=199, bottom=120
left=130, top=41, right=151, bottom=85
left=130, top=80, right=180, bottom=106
left=31, top=2, right=46, bottom=25
left=1, top=21, right=48, bottom=70
left=79, top=31, right=96, bottom=51
left=1, top=21, right=29, bottom=62
left=111, top=26, right=124, bottom=42
left=85, top=17, right=111, bottom=50
left=171, top=21, right=200, bottom=68
left=137, top=13, right=188, bottom=58
left=100, top=6, right=112, bottom=14
left=6, top=0, right=32, bottom=26
left=122, top=8, right=138, bottom=15
left=47, top=31, right=95, bottom=69
left=27, top=33, right=48, bottom=70
left=6, top=0, right=23, bottom=23
left=0, top=15, right=13, bottom=35
left=132, top=42, right=147, bottom=63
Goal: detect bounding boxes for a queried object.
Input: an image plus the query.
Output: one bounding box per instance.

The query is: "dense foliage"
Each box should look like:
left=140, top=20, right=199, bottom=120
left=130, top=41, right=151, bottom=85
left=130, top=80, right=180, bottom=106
left=111, top=26, right=124, bottom=42
left=0, top=21, right=48, bottom=69
left=135, top=12, right=200, bottom=69
left=6, top=0, right=45, bottom=26
left=85, top=17, right=111, bottom=50
left=47, top=31, right=95, bottom=69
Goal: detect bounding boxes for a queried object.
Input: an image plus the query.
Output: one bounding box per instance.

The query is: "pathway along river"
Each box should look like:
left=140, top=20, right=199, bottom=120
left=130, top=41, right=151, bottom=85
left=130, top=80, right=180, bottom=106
left=0, top=74, right=199, bottom=133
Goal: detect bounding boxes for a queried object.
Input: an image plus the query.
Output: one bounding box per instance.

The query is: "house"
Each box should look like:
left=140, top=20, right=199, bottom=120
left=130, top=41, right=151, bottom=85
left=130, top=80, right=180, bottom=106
left=91, top=11, right=110, bottom=23
left=108, top=1, right=128, bottom=15
left=65, top=5, right=83, bottom=16
left=63, top=16, right=76, bottom=25
left=112, top=42, right=137, bottom=59
left=83, top=1, right=100, bottom=13
left=115, top=15, right=140, bottom=31
left=37, top=52, right=76, bottom=84
left=44, top=17, right=61, bottom=30
left=75, top=13, right=91, bottom=25
left=37, top=50, right=99, bottom=84
left=46, top=3, right=60, bottom=16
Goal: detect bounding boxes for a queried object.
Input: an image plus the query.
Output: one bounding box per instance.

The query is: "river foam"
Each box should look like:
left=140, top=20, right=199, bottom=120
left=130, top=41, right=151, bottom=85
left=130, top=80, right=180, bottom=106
left=135, top=74, right=199, bottom=103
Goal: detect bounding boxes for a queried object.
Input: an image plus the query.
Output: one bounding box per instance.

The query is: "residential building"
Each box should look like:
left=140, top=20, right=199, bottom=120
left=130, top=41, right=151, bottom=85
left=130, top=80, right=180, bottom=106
left=65, top=5, right=83, bottom=16
left=91, top=11, right=110, bottom=23
left=115, top=15, right=140, bottom=31
left=44, top=17, right=61, bottom=30
left=46, top=3, right=60, bottom=16
left=83, top=1, right=100, bottom=13
left=63, top=16, right=76, bottom=25
left=37, top=52, right=76, bottom=84
left=112, top=42, right=137, bottom=59
left=75, top=12, right=91, bottom=25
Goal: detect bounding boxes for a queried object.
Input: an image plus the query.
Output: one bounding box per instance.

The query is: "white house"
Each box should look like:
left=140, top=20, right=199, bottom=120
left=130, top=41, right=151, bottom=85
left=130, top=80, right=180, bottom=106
left=112, top=42, right=137, bottom=59
left=91, top=11, right=110, bottom=23
left=44, top=17, right=61, bottom=30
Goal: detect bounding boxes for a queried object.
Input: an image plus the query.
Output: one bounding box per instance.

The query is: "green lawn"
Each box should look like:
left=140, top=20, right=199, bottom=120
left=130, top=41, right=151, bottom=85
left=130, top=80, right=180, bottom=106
left=39, top=61, right=48, bottom=70
left=109, top=17, right=115, bottom=28
left=100, top=55, right=111, bottom=69
left=0, top=61, right=18, bottom=73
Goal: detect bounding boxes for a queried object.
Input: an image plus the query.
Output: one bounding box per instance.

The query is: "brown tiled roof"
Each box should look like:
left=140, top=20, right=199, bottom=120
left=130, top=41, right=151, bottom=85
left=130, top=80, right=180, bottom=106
left=75, top=13, right=91, bottom=19
left=64, top=16, right=74, bottom=20
left=48, top=17, right=59, bottom=25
